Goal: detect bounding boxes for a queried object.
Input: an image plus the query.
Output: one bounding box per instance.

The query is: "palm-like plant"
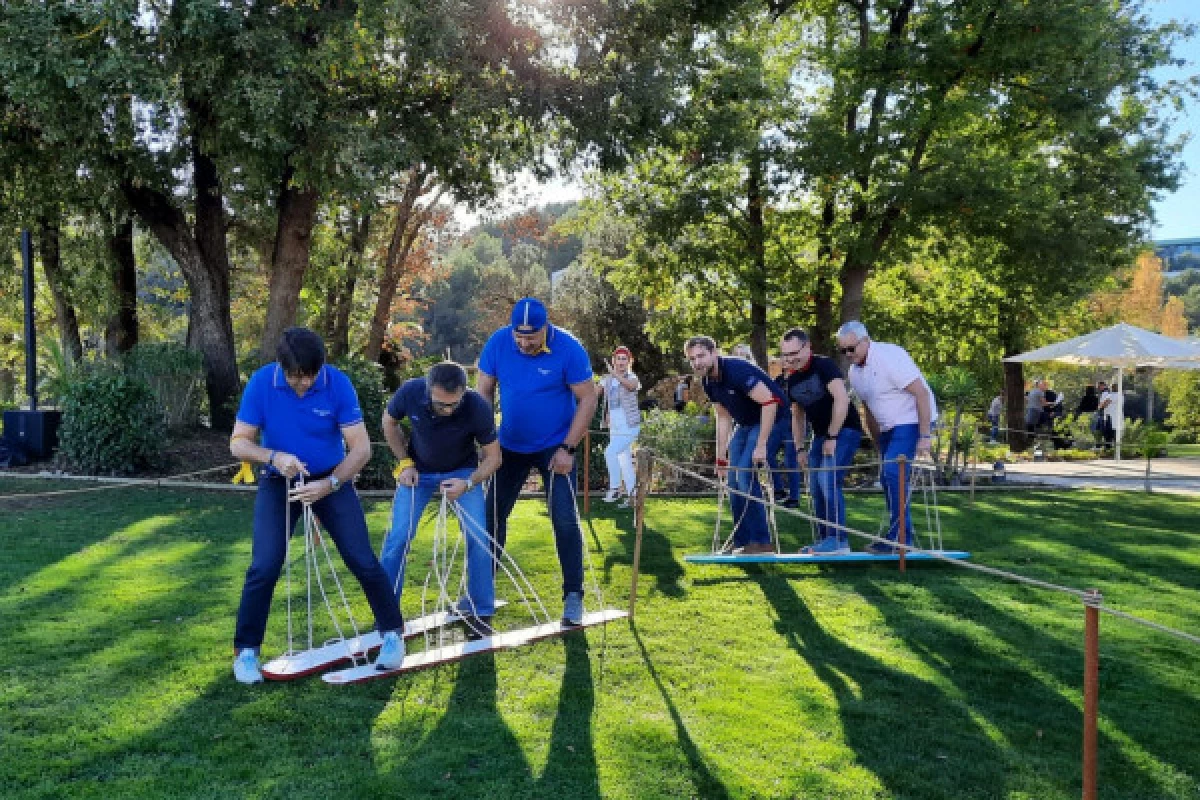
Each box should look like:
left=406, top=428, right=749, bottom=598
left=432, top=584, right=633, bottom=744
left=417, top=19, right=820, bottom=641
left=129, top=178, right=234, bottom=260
left=927, top=367, right=981, bottom=484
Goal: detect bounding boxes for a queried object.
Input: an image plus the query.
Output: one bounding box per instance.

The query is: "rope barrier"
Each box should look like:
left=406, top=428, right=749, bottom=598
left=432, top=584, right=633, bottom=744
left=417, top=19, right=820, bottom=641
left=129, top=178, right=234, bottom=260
left=0, top=463, right=241, bottom=501
left=648, top=450, right=1200, bottom=649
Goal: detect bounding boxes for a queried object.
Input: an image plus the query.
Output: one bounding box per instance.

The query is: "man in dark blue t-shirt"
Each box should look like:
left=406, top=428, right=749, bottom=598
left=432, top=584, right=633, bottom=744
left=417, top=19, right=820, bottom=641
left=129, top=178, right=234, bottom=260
left=685, top=335, right=784, bottom=554
left=380, top=362, right=502, bottom=637
left=780, top=327, right=864, bottom=555
left=477, top=297, right=597, bottom=626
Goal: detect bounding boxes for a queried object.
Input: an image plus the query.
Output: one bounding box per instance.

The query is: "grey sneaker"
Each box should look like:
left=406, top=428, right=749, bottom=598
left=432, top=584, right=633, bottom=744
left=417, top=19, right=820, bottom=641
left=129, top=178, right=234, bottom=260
left=233, top=648, right=263, bottom=684
left=375, top=631, right=405, bottom=671
left=562, top=591, right=585, bottom=627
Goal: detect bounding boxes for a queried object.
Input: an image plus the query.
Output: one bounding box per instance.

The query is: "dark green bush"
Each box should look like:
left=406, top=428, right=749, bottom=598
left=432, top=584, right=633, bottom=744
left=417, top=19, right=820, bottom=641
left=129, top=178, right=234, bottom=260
left=58, top=366, right=167, bottom=474
left=124, top=342, right=205, bottom=429
left=1167, top=428, right=1197, bottom=445
left=334, top=356, right=396, bottom=489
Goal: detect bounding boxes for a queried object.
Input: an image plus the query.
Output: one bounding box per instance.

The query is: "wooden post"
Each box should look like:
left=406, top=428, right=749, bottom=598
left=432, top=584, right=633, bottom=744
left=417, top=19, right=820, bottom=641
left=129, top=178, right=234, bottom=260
left=629, top=449, right=652, bottom=618
left=897, top=454, right=907, bottom=573
left=583, top=429, right=591, bottom=515
left=1082, top=589, right=1101, bottom=800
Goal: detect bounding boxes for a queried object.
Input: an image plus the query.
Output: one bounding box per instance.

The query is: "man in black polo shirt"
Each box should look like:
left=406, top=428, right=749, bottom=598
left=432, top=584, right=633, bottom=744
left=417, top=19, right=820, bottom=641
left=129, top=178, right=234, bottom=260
left=779, top=327, right=864, bottom=555
left=380, top=362, right=502, bottom=636
left=685, top=335, right=785, bottom=554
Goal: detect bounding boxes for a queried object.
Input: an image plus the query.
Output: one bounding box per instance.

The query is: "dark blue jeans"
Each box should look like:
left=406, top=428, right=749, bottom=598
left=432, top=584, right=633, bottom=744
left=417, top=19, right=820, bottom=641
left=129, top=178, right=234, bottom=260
left=727, top=424, right=771, bottom=546
left=767, top=421, right=801, bottom=501
left=234, top=472, right=404, bottom=651
left=486, top=446, right=584, bottom=597
left=879, top=424, right=918, bottom=544
left=808, top=428, right=862, bottom=545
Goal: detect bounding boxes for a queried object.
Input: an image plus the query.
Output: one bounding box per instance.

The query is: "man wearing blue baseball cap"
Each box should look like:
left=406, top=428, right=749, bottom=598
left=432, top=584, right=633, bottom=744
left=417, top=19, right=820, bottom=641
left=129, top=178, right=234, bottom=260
left=476, top=297, right=597, bottom=626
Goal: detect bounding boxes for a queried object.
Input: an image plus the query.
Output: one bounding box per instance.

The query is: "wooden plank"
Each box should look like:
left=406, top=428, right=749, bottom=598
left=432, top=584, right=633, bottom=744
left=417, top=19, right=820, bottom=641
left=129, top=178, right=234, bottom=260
left=322, top=609, right=630, bottom=685
left=683, top=550, right=972, bottom=565
left=262, top=600, right=509, bottom=680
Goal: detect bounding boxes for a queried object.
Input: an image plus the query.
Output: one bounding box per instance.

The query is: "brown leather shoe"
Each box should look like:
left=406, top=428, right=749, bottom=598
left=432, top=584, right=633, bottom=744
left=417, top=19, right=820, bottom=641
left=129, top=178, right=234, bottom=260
left=734, top=542, right=776, bottom=555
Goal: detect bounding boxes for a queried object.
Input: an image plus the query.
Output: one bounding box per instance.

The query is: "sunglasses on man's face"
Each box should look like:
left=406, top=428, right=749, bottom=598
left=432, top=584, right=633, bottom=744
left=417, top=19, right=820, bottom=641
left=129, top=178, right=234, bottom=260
left=839, top=342, right=860, bottom=355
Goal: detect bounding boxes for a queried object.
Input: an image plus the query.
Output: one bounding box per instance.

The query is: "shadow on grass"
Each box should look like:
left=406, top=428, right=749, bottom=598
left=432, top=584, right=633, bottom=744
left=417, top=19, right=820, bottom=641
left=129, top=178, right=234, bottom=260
left=753, top=571, right=1010, bottom=800
left=379, top=632, right=601, bottom=798
left=597, top=506, right=687, bottom=599
left=630, top=623, right=731, bottom=799
left=862, top=573, right=1200, bottom=799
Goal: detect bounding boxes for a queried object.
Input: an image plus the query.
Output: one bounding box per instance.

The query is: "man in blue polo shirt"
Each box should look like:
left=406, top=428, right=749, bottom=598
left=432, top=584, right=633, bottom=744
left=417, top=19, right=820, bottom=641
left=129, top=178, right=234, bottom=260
left=228, top=327, right=404, bottom=683
left=477, top=297, right=597, bottom=626
left=685, top=335, right=784, bottom=554
left=379, top=361, right=502, bottom=638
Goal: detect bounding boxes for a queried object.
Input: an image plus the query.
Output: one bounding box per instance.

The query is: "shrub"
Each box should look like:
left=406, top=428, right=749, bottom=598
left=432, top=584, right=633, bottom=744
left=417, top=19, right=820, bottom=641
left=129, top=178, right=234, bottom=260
left=334, top=356, right=396, bottom=489
left=1167, top=428, right=1197, bottom=445
left=58, top=366, right=167, bottom=474
left=124, top=342, right=205, bottom=429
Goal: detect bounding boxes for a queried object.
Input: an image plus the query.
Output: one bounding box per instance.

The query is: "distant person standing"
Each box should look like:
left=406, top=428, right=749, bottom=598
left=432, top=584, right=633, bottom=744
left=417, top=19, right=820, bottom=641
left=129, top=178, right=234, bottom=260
left=1098, top=380, right=1121, bottom=446
left=1024, top=379, right=1048, bottom=433
left=836, top=321, right=937, bottom=554
left=674, top=376, right=689, bottom=412
left=987, top=393, right=1003, bottom=442
left=598, top=346, right=642, bottom=506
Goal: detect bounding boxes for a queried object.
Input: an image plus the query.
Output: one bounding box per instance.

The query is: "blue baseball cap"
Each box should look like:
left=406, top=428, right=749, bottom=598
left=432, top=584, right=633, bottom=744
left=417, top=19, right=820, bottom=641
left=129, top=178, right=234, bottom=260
left=511, top=297, right=548, bottom=333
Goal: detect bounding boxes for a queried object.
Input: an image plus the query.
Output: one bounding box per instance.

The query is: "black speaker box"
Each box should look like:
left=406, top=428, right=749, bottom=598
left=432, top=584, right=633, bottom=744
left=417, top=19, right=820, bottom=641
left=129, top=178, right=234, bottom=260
left=3, top=409, right=63, bottom=461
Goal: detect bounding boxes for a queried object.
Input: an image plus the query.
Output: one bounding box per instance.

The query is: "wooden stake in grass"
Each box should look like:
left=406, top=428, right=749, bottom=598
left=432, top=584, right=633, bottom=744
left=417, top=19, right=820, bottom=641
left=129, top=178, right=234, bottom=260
left=629, top=449, right=652, bottom=619
left=1083, top=589, right=1101, bottom=800
left=583, top=430, right=591, bottom=516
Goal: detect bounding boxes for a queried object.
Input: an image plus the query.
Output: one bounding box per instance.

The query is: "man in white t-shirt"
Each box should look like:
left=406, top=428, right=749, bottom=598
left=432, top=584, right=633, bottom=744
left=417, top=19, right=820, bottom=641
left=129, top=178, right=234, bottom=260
left=836, top=321, right=937, bottom=554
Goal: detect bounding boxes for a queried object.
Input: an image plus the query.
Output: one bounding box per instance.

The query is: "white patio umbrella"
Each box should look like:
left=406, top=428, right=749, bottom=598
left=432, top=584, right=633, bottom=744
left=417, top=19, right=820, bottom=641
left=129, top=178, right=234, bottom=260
left=1003, top=323, right=1200, bottom=459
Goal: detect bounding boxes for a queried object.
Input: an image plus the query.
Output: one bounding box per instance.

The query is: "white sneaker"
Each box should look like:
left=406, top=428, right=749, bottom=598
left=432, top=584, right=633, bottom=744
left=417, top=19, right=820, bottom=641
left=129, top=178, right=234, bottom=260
left=233, top=648, right=263, bottom=684
left=375, top=631, right=405, bottom=671
left=602, top=489, right=620, bottom=502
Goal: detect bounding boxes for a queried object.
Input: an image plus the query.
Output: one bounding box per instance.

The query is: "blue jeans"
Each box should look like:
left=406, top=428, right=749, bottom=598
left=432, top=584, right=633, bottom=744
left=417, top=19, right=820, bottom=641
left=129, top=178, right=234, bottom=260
left=381, top=467, right=495, bottom=617
left=879, top=424, right=918, bottom=544
left=234, top=471, right=403, bottom=651
left=486, top=446, right=584, bottom=597
left=808, top=428, right=862, bottom=545
left=988, top=414, right=999, bottom=441
left=728, top=424, right=771, bottom=546
left=767, top=421, right=801, bottom=501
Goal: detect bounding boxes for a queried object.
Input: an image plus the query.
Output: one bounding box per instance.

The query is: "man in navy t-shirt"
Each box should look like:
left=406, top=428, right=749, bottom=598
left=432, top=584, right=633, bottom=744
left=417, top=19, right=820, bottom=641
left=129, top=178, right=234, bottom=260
left=477, top=297, right=597, bottom=626
left=380, top=361, right=502, bottom=638
left=228, top=327, right=404, bottom=683
left=780, top=327, right=864, bottom=555
left=685, top=335, right=784, bottom=554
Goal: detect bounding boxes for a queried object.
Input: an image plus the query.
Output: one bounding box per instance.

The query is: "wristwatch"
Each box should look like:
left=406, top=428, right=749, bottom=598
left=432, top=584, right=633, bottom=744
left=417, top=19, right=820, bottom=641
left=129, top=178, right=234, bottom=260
left=560, top=443, right=577, bottom=455
left=328, top=474, right=342, bottom=492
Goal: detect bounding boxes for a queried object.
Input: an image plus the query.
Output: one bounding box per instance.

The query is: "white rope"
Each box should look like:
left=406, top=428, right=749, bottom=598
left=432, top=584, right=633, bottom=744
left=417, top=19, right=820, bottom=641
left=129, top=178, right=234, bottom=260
left=547, top=464, right=608, bottom=615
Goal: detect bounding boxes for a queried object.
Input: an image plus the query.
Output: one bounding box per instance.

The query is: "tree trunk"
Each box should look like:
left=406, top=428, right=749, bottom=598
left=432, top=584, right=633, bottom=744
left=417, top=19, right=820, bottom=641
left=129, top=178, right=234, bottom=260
left=328, top=213, right=370, bottom=359
left=1003, top=360, right=1028, bottom=452
left=123, top=158, right=240, bottom=430
left=366, top=169, right=429, bottom=362
left=105, top=215, right=139, bottom=355
left=261, top=165, right=320, bottom=359
left=745, top=152, right=770, bottom=367
left=37, top=214, right=83, bottom=364
left=838, top=259, right=870, bottom=327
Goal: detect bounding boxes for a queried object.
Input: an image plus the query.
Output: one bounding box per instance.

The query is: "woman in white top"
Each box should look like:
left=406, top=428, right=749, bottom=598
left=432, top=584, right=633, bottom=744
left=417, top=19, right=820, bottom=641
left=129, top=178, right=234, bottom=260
left=597, top=346, right=642, bottom=505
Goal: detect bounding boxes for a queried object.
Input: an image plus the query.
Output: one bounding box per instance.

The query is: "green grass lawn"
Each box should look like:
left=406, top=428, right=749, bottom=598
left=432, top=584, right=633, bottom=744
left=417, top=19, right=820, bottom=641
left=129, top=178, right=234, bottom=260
left=1, top=480, right=1198, bottom=799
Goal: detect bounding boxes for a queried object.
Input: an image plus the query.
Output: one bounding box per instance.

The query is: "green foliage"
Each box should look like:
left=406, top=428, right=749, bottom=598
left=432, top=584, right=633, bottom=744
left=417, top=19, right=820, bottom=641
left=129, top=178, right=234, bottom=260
left=333, top=356, right=395, bottom=489
left=639, top=410, right=715, bottom=486
left=124, top=343, right=205, bottom=430
left=38, top=338, right=81, bottom=407
left=1157, top=370, right=1200, bottom=432
left=57, top=366, right=167, bottom=475
left=1167, top=428, right=1197, bottom=445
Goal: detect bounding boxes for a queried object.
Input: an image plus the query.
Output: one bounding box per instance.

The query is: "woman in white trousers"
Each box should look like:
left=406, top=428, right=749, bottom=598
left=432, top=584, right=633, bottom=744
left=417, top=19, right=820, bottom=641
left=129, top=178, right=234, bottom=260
left=598, top=346, right=642, bottom=506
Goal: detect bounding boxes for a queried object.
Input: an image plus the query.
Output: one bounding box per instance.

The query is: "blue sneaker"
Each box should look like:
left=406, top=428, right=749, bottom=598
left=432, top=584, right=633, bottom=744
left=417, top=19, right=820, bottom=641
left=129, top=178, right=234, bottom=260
left=800, top=537, right=851, bottom=556
left=562, top=591, right=585, bottom=627
left=375, top=631, right=405, bottom=671
left=233, top=648, right=263, bottom=684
